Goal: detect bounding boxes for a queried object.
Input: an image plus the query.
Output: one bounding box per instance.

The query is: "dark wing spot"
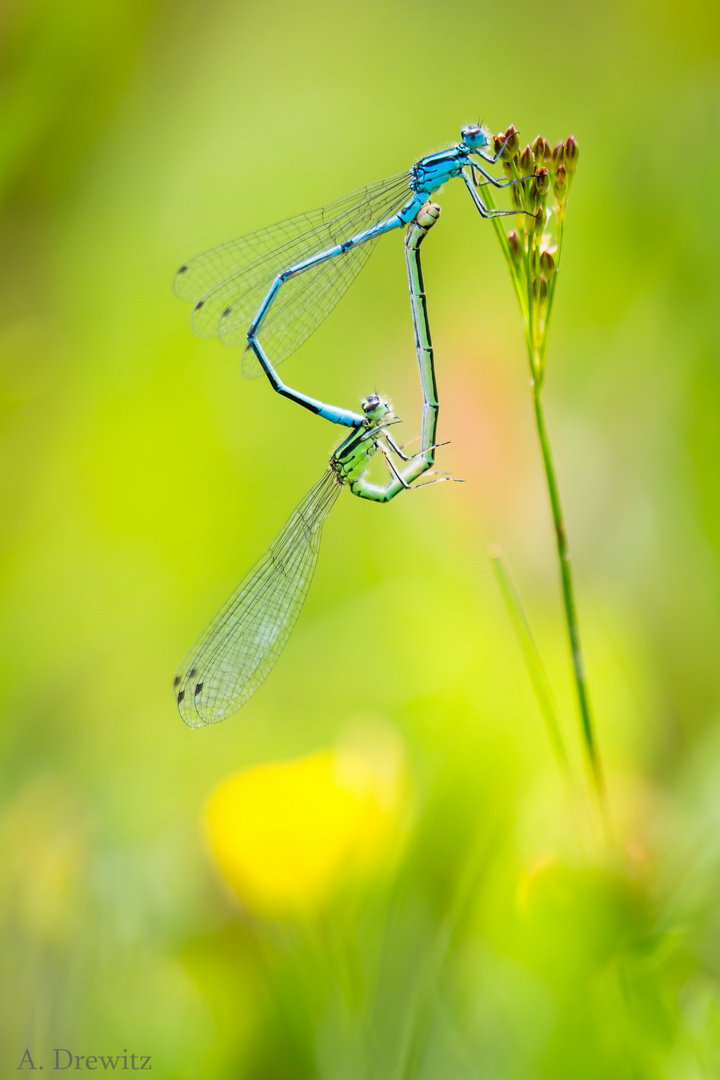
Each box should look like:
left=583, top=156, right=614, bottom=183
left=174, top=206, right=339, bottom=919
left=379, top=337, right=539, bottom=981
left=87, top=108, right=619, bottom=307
left=194, top=301, right=204, bottom=310
left=189, top=668, right=197, bottom=678
left=222, top=307, right=231, bottom=318
left=177, top=690, right=185, bottom=704
left=194, top=682, right=203, bottom=696
left=173, top=675, right=180, bottom=688
left=178, top=265, right=188, bottom=274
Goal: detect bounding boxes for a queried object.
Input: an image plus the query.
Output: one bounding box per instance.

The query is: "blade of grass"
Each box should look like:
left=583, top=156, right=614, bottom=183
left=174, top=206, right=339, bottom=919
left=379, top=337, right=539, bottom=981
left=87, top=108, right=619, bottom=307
left=489, top=544, right=570, bottom=774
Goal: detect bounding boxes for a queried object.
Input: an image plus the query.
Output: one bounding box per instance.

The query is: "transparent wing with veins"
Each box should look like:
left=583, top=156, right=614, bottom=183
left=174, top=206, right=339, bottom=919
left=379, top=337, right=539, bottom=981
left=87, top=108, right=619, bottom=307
left=174, top=172, right=413, bottom=375
left=174, top=469, right=342, bottom=727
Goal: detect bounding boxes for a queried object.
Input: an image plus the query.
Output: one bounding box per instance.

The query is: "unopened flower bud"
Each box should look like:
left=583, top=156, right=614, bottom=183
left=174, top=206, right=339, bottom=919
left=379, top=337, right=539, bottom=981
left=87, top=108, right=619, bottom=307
left=532, top=135, right=552, bottom=163
left=502, top=125, right=520, bottom=159
left=539, top=249, right=555, bottom=276
left=539, top=274, right=548, bottom=303
left=519, top=144, right=535, bottom=174
left=534, top=167, right=550, bottom=196
left=528, top=167, right=549, bottom=219
left=508, top=229, right=522, bottom=266
left=552, top=141, right=564, bottom=169
left=553, top=164, right=568, bottom=197
left=564, top=135, right=579, bottom=174
left=493, top=133, right=505, bottom=156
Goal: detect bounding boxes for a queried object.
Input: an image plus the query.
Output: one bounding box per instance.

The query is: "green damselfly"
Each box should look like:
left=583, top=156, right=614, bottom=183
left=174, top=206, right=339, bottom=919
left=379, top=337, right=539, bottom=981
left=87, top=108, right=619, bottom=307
left=174, top=205, right=457, bottom=727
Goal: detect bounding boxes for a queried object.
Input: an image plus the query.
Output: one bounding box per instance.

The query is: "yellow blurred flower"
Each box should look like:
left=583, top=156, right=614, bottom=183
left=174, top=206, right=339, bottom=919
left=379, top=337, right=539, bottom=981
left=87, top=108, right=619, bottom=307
left=205, top=738, right=405, bottom=919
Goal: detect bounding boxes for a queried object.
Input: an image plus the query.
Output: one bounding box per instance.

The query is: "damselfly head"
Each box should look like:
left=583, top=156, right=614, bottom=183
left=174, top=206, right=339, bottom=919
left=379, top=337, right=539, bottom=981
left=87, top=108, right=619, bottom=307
left=461, top=123, right=490, bottom=152
left=361, top=393, right=390, bottom=420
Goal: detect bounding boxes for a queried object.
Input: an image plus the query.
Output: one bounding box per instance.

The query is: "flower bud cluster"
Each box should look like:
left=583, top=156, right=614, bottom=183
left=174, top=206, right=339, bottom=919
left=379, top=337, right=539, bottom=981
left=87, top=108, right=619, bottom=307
left=496, top=127, right=578, bottom=219
left=492, top=127, right=578, bottom=352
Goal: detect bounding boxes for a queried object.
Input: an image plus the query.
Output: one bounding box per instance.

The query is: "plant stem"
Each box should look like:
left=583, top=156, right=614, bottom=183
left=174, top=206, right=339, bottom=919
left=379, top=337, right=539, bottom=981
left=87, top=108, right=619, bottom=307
left=485, top=146, right=608, bottom=829
left=531, top=379, right=607, bottom=817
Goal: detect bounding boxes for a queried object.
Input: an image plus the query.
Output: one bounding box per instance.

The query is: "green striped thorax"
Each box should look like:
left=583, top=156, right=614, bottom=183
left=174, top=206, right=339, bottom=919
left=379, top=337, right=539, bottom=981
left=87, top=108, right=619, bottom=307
left=330, top=394, right=392, bottom=485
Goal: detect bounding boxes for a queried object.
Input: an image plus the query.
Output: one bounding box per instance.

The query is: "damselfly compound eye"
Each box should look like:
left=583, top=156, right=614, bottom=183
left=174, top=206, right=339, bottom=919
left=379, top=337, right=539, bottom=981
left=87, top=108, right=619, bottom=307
left=362, top=393, right=382, bottom=414
left=461, top=124, right=487, bottom=149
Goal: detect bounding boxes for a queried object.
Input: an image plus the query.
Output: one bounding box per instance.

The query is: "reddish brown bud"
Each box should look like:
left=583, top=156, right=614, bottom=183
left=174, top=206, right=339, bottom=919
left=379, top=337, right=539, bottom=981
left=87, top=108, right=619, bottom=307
left=534, top=167, right=550, bottom=195
left=539, top=249, right=555, bottom=276
left=531, top=270, right=546, bottom=300
left=532, top=135, right=552, bottom=163
left=526, top=167, right=549, bottom=219
left=552, top=141, right=564, bottom=169
left=508, top=229, right=522, bottom=266
left=564, top=135, right=579, bottom=173
left=502, top=124, right=520, bottom=159
left=519, top=144, right=535, bottom=174
left=553, top=164, right=568, bottom=196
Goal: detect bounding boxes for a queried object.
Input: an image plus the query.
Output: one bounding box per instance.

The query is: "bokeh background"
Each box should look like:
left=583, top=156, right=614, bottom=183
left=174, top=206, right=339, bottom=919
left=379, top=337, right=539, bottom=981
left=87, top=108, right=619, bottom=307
left=2, top=0, right=720, bottom=1075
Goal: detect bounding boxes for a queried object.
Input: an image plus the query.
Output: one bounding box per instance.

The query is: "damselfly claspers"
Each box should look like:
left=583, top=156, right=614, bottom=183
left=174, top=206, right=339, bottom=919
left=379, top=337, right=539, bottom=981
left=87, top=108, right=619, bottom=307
left=175, top=123, right=528, bottom=430
left=174, top=205, right=453, bottom=726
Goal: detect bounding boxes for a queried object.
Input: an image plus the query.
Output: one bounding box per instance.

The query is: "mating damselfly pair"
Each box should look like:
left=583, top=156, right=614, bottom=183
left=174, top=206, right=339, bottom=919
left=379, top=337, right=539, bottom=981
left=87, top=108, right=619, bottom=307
left=174, top=124, right=530, bottom=727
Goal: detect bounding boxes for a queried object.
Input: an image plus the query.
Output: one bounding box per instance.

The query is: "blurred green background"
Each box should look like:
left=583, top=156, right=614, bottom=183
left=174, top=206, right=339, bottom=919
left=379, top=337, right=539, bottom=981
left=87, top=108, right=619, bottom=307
left=2, top=0, right=720, bottom=1075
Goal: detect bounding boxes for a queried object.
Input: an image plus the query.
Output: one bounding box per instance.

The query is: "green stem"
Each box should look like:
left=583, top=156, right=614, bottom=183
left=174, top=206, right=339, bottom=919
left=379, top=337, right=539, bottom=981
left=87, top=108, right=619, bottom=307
left=486, top=150, right=607, bottom=830
left=531, top=382, right=607, bottom=816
